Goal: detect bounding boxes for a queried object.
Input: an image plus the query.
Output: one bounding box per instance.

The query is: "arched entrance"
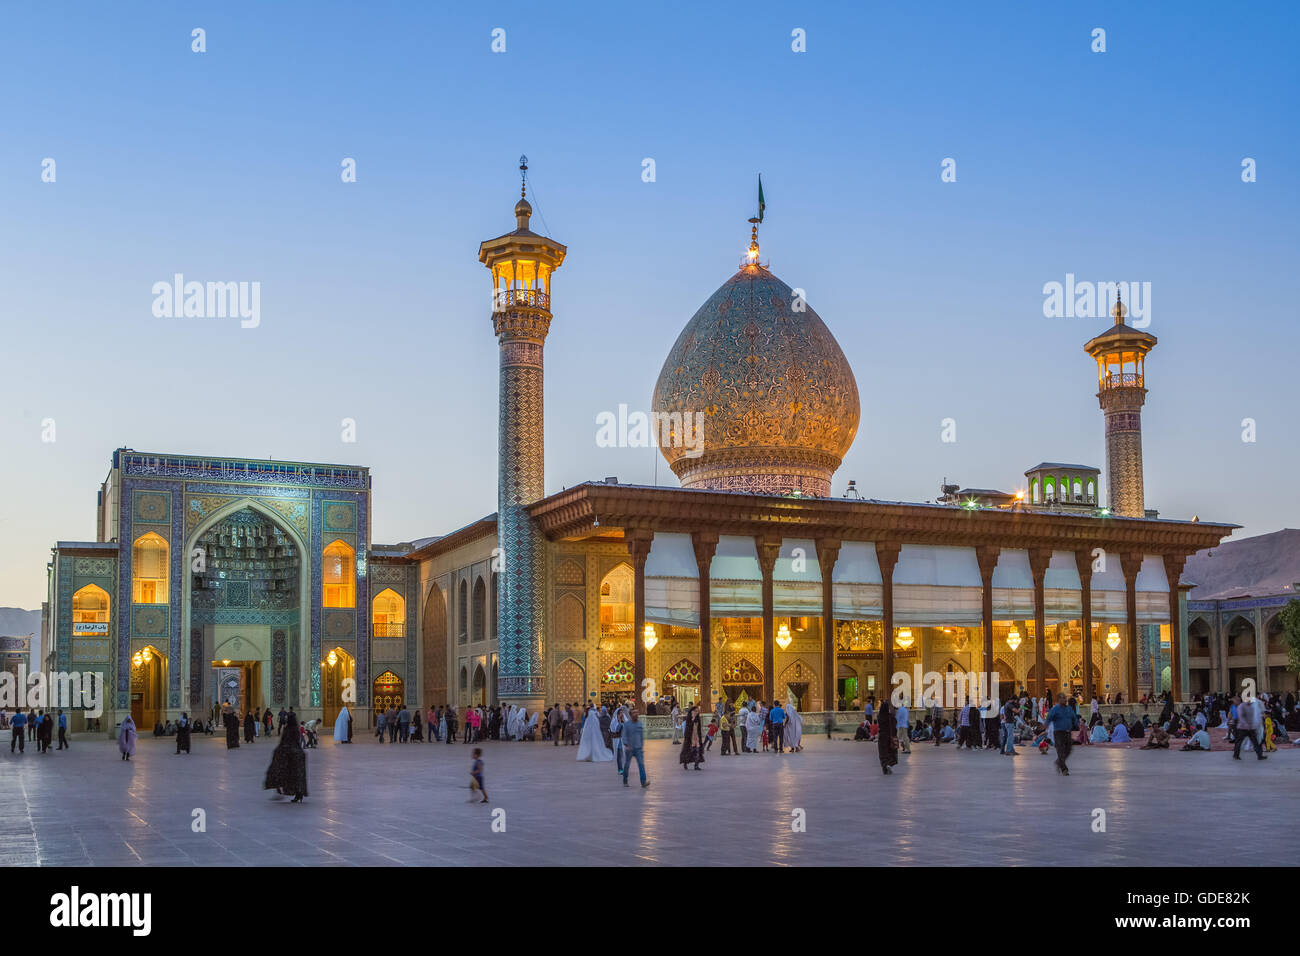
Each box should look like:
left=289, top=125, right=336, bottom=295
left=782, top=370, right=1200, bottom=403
left=601, top=658, right=634, bottom=708
left=323, top=646, right=355, bottom=729
left=471, top=664, right=487, bottom=706
left=372, top=670, right=404, bottom=719
left=422, top=583, right=448, bottom=707
left=779, top=659, right=816, bottom=711
left=663, top=658, right=702, bottom=708
left=188, top=502, right=304, bottom=718
left=1027, top=660, right=1060, bottom=698
left=722, top=658, right=763, bottom=705
left=1067, top=661, right=1099, bottom=699
left=130, top=645, right=166, bottom=731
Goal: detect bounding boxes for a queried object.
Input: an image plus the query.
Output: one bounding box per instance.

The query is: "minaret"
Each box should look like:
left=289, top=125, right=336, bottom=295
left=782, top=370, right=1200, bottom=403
left=1083, top=294, right=1157, bottom=517
left=478, top=158, right=566, bottom=706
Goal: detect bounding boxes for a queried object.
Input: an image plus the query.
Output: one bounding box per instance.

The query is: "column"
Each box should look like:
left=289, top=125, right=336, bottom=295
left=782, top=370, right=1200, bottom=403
left=691, top=531, right=719, bottom=707
left=1028, top=548, right=1050, bottom=699
left=976, top=545, right=1000, bottom=688
left=816, top=537, right=842, bottom=713
left=755, top=535, right=781, bottom=704
left=1120, top=552, right=1143, bottom=702
left=1075, top=550, right=1096, bottom=700
left=875, top=542, right=902, bottom=697
left=627, top=530, right=654, bottom=701
left=1163, top=554, right=1186, bottom=702
left=1253, top=606, right=1268, bottom=696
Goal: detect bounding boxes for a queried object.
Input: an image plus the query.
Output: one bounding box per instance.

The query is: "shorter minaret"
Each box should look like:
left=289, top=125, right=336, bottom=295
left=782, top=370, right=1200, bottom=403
left=1083, top=294, right=1158, bottom=517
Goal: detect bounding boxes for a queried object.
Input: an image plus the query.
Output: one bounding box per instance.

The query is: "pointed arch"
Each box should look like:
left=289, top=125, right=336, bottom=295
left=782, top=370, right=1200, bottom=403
left=472, top=576, right=487, bottom=643
left=131, top=532, right=169, bottom=604
left=323, top=539, right=356, bottom=608
left=422, top=582, right=448, bottom=707
left=372, top=587, right=405, bottom=637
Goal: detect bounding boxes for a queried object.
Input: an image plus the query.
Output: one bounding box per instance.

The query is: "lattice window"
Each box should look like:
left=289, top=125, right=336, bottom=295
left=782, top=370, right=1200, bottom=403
left=722, top=659, right=762, bottom=684
left=602, top=658, right=634, bottom=686
left=663, top=658, right=702, bottom=684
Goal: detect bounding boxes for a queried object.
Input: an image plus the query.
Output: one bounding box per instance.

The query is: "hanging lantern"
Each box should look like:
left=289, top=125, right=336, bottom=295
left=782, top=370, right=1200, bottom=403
left=132, top=651, right=143, bottom=668
left=1006, top=626, right=1021, bottom=652
left=896, top=626, right=914, bottom=650
left=776, top=623, right=792, bottom=650
left=141, top=647, right=152, bottom=662
left=327, top=649, right=338, bottom=668
left=1106, top=625, right=1121, bottom=651
left=643, top=623, right=658, bottom=651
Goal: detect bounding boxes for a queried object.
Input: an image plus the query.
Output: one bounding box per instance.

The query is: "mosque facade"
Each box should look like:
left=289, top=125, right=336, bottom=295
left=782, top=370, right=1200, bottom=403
left=43, top=178, right=1236, bottom=732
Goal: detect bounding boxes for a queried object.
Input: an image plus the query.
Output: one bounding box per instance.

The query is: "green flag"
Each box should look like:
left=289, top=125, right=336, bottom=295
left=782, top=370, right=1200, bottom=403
left=758, top=175, right=765, bottom=223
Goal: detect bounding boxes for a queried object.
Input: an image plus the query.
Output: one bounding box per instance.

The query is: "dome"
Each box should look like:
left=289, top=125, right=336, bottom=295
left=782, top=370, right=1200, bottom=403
left=652, top=263, right=860, bottom=497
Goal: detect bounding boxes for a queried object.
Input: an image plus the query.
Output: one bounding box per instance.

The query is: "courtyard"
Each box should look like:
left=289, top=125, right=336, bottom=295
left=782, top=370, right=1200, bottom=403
left=2, top=730, right=1297, bottom=867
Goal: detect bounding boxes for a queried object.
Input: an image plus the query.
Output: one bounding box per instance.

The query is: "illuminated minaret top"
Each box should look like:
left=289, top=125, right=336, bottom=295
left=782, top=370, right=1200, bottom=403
left=1083, top=294, right=1158, bottom=518
left=478, top=157, right=566, bottom=704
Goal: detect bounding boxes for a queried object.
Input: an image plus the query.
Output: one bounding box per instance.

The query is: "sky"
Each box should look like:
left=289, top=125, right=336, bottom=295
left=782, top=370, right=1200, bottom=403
left=1, top=1, right=1297, bottom=609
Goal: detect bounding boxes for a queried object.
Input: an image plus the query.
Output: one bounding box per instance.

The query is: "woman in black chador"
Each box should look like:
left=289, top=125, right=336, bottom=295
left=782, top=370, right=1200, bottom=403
left=877, top=698, right=898, bottom=775
left=264, top=715, right=308, bottom=802
left=243, top=710, right=257, bottom=744
left=175, top=712, right=192, bottom=754
left=222, top=703, right=240, bottom=749
left=678, top=704, right=704, bottom=771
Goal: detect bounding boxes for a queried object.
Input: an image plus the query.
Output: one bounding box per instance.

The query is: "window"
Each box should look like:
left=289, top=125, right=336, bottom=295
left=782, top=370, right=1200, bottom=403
left=322, top=539, right=356, bottom=608
left=472, top=577, right=486, bottom=642
left=457, top=579, right=468, bottom=643
left=72, top=584, right=111, bottom=634
left=371, top=588, right=405, bottom=637
left=1030, top=478, right=1039, bottom=504
left=1072, top=479, right=1082, bottom=501
left=1087, top=479, right=1095, bottom=502
left=132, top=533, right=169, bottom=604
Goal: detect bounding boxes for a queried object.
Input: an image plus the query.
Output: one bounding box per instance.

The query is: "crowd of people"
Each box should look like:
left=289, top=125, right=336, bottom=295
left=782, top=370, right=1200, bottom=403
left=1, top=707, right=71, bottom=753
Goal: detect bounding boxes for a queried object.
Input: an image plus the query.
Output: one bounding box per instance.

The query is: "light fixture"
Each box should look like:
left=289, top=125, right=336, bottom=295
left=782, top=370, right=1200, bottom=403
left=141, top=647, right=152, bottom=662
left=1006, top=627, right=1021, bottom=652
left=896, top=626, right=914, bottom=649
left=1106, top=625, right=1121, bottom=651
left=776, top=623, right=792, bottom=650
left=643, top=623, right=658, bottom=651
left=222, top=659, right=231, bottom=666
left=132, top=652, right=143, bottom=668
left=327, top=649, right=338, bottom=668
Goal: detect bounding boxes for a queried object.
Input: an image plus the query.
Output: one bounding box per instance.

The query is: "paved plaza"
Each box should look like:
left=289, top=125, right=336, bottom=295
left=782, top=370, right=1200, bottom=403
left=3, top=730, right=1298, bottom=866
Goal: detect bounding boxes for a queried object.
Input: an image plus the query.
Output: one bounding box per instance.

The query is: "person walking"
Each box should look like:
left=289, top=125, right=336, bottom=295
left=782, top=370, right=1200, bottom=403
left=1045, top=693, right=1079, bottom=775
left=37, top=712, right=53, bottom=753
left=118, top=715, right=137, bottom=761
left=1233, top=694, right=1267, bottom=761
left=679, top=704, right=704, bottom=771
left=264, top=714, right=308, bottom=802
left=176, top=712, right=192, bottom=754
left=895, top=697, right=911, bottom=753
left=1000, top=697, right=1020, bottom=755
left=549, top=702, right=564, bottom=746
left=56, top=710, right=69, bottom=750
left=620, top=707, right=649, bottom=788
left=398, top=704, right=411, bottom=743
left=876, top=697, right=898, bottom=775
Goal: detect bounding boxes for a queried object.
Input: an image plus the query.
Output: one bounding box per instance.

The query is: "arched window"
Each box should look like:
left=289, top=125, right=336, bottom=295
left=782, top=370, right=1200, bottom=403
left=372, top=588, right=405, bottom=637
left=1043, top=477, right=1056, bottom=501
left=457, top=579, right=468, bottom=643
left=72, top=584, right=111, bottom=634
left=472, top=577, right=486, bottom=642
left=1072, top=479, right=1083, bottom=501
left=490, top=571, right=499, bottom=642
left=132, top=532, right=169, bottom=604
left=1086, top=479, right=1095, bottom=502
left=1030, top=478, right=1040, bottom=504
left=322, top=539, right=355, bottom=608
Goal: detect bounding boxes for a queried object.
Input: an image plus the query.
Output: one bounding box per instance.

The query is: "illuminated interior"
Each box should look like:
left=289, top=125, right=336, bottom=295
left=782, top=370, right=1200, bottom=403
left=72, top=583, right=111, bottom=633
left=322, top=539, right=356, bottom=608
left=132, top=532, right=169, bottom=604
left=371, top=587, right=405, bottom=637
left=322, top=646, right=355, bottom=728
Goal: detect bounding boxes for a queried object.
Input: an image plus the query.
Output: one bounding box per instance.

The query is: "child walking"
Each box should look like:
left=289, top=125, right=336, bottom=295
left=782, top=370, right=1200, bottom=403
left=468, top=748, right=489, bottom=803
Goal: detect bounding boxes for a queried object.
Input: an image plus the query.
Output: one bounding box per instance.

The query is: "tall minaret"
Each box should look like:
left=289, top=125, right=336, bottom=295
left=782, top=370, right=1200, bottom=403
left=1083, top=294, right=1157, bottom=517
left=478, top=158, right=566, bottom=706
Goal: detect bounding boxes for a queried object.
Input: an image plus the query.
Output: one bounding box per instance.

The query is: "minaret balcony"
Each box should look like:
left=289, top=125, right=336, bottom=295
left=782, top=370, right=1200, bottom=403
left=494, top=288, right=550, bottom=312
left=1100, top=371, right=1144, bottom=390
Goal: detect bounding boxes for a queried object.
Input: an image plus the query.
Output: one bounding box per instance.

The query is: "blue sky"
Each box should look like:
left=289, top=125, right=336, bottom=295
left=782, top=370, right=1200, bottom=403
left=1, top=1, right=1297, bottom=607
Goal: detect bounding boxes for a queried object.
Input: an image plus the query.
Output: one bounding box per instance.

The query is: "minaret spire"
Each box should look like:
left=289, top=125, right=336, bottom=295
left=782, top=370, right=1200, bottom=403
left=745, top=173, right=765, bottom=265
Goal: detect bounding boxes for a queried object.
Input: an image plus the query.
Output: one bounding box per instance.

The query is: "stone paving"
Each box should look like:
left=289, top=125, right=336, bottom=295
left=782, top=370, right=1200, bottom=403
left=2, top=730, right=1297, bottom=866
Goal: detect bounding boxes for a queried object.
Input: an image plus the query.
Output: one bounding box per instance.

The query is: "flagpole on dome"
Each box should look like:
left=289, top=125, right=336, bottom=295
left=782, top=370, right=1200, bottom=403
left=746, top=174, right=765, bottom=266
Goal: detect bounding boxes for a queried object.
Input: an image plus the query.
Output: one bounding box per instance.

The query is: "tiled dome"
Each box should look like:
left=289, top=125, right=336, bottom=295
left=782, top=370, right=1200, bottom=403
left=652, top=263, right=860, bottom=497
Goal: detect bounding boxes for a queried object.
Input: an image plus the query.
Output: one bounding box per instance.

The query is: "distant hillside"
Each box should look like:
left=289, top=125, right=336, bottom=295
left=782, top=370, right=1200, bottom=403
left=0, top=608, right=41, bottom=636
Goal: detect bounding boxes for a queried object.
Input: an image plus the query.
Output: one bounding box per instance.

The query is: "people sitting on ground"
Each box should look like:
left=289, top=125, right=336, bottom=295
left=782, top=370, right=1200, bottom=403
left=153, top=722, right=165, bottom=737
left=1110, top=721, right=1131, bottom=743
left=1089, top=722, right=1110, bottom=743
left=1181, top=728, right=1212, bottom=751
left=938, top=720, right=956, bottom=743
left=1140, top=726, right=1170, bottom=749
left=854, top=720, right=870, bottom=741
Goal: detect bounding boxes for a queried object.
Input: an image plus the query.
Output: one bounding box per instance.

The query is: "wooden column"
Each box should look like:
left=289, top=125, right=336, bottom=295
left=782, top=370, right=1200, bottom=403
left=875, top=542, right=902, bottom=698
left=1120, top=551, right=1143, bottom=702
left=1028, top=548, right=1051, bottom=700
left=816, top=537, right=842, bottom=712
left=1163, top=554, right=1186, bottom=702
left=627, top=530, right=654, bottom=702
left=755, top=535, right=781, bottom=704
left=976, top=545, right=1000, bottom=689
left=1075, top=550, right=1096, bottom=700
left=691, top=531, right=719, bottom=706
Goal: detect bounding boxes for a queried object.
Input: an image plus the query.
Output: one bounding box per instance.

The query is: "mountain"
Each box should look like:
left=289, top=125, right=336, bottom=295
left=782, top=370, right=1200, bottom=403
left=0, top=608, right=41, bottom=637
left=1182, top=529, right=1300, bottom=601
